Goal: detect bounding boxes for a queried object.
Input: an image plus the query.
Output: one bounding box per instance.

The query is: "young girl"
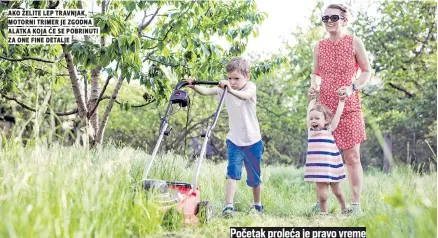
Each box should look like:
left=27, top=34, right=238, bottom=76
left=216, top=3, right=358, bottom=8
left=304, top=90, right=350, bottom=215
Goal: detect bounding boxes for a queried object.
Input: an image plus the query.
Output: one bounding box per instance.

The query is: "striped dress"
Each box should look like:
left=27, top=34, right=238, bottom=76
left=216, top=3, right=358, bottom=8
left=304, top=128, right=346, bottom=182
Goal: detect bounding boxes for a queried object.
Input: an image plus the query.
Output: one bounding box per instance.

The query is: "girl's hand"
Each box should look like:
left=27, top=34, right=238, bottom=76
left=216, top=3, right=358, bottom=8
left=339, top=92, right=347, bottom=102
left=337, top=85, right=353, bottom=97
left=308, top=85, right=319, bottom=98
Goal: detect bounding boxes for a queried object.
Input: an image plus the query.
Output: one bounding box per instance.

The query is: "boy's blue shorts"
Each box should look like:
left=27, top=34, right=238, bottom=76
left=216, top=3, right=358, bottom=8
left=226, top=139, right=264, bottom=187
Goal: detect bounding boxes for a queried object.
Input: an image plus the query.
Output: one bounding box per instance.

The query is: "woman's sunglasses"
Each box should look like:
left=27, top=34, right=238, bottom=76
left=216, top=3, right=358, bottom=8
left=321, top=15, right=345, bottom=23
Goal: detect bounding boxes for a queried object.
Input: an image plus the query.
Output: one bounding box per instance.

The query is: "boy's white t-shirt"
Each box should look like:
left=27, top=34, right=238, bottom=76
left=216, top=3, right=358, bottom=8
left=214, top=81, right=262, bottom=146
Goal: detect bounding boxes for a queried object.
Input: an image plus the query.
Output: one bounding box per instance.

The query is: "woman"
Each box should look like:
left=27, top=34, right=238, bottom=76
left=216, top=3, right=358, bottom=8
left=308, top=3, right=372, bottom=215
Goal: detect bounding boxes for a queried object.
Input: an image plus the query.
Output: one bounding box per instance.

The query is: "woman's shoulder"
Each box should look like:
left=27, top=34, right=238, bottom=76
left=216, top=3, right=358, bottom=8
left=318, top=38, right=328, bottom=44
left=346, top=35, right=364, bottom=44
left=349, top=35, right=366, bottom=53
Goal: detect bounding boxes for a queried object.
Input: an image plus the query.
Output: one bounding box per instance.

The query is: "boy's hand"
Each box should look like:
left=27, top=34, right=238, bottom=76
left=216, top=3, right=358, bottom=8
left=218, top=80, right=229, bottom=89
left=185, top=77, right=196, bottom=88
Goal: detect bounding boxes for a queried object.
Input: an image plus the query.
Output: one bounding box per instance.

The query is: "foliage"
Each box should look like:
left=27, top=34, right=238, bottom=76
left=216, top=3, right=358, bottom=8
left=352, top=0, right=437, bottom=169
left=0, top=0, right=283, bottom=145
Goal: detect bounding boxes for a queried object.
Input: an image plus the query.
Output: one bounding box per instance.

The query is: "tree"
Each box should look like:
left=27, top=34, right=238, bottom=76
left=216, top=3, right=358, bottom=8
left=352, top=0, right=437, bottom=168
left=0, top=0, right=282, bottom=146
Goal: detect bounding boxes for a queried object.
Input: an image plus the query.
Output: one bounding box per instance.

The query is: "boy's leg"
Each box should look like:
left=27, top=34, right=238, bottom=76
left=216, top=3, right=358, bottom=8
left=223, top=140, right=244, bottom=216
left=330, top=182, right=347, bottom=211
left=316, top=182, right=329, bottom=213
left=226, top=178, right=237, bottom=205
left=243, top=140, right=263, bottom=211
left=252, top=185, right=261, bottom=205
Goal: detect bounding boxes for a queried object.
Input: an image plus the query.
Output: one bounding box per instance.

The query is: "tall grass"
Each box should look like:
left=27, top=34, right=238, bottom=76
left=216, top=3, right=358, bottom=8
left=0, top=142, right=436, bottom=238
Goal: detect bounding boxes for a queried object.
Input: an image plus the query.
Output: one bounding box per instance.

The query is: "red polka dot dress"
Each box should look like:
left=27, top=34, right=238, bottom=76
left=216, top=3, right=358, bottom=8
left=316, top=35, right=366, bottom=150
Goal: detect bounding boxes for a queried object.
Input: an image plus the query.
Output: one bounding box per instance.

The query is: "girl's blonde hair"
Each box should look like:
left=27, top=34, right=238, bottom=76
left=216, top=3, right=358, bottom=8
left=310, top=104, right=333, bottom=128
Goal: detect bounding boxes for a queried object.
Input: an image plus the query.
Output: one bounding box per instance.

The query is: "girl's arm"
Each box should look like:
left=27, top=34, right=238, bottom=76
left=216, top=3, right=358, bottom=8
left=330, top=99, right=345, bottom=131
left=307, top=97, right=317, bottom=128
left=311, top=42, right=320, bottom=87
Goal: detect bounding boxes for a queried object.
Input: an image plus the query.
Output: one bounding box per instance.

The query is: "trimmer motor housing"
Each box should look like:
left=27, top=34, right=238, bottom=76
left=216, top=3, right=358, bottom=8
left=170, top=90, right=189, bottom=107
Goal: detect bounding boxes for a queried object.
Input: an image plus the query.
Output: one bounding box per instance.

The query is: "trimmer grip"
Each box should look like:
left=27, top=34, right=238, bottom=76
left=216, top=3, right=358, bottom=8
left=192, top=81, right=218, bottom=86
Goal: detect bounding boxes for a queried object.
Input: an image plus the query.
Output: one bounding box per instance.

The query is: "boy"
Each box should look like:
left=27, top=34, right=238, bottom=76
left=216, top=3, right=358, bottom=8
left=186, top=57, right=264, bottom=217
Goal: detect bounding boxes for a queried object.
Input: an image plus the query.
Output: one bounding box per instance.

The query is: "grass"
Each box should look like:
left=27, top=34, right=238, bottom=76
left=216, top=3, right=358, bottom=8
left=0, top=141, right=436, bottom=238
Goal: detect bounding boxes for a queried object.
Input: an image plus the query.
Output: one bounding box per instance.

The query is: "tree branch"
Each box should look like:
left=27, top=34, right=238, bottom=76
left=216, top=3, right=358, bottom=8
left=142, top=49, right=158, bottom=62
left=148, top=57, right=181, bottom=67
left=0, top=90, right=36, bottom=112
left=62, top=46, right=88, bottom=118
left=50, top=109, right=79, bottom=116
left=0, top=55, right=56, bottom=64
left=258, top=103, right=288, bottom=117
left=388, top=82, right=415, bottom=98
left=138, top=7, right=161, bottom=34
left=361, top=91, right=390, bottom=103
left=143, top=13, right=168, bottom=18
left=130, top=99, right=156, bottom=108
left=0, top=90, right=79, bottom=116
left=141, top=24, right=174, bottom=48
left=125, top=11, right=132, bottom=21
left=88, top=76, right=112, bottom=117
left=95, top=75, right=124, bottom=143
left=100, top=96, right=156, bottom=107
left=414, top=21, right=435, bottom=58
left=141, top=35, right=160, bottom=41
left=20, top=63, right=70, bottom=77
left=87, top=63, right=119, bottom=118
left=84, top=74, right=88, bottom=103
left=140, top=3, right=192, bottom=49
left=171, top=112, right=216, bottom=146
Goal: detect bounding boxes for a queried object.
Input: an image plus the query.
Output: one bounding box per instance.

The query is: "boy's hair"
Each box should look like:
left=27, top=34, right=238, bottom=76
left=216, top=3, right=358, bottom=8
left=326, top=3, right=349, bottom=19
left=226, top=57, right=251, bottom=76
left=310, top=104, right=333, bottom=128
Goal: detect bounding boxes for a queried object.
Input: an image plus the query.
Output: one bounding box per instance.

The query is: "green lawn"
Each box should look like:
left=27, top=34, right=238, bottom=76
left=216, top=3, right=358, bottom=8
left=1, top=143, right=436, bottom=238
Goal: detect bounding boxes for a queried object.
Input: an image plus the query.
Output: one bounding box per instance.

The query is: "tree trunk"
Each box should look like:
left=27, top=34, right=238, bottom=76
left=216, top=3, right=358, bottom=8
left=88, top=67, right=101, bottom=144
left=383, top=132, right=393, bottom=173
left=88, top=0, right=106, bottom=146
left=95, top=75, right=124, bottom=144
left=63, top=48, right=87, bottom=118
left=48, top=95, right=54, bottom=144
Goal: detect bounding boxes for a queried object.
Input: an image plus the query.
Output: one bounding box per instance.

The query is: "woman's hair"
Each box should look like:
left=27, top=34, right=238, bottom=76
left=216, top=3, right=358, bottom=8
left=310, top=104, right=333, bottom=128
left=326, top=3, right=349, bottom=19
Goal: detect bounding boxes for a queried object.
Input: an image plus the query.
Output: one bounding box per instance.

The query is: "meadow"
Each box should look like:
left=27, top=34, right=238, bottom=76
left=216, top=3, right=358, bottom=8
left=0, top=142, right=436, bottom=238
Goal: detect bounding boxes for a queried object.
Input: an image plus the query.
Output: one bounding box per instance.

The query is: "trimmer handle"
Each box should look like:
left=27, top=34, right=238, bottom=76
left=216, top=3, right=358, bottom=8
left=192, top=81, right=218, bottom=86
left=175, top=80, right=218, bottom=90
